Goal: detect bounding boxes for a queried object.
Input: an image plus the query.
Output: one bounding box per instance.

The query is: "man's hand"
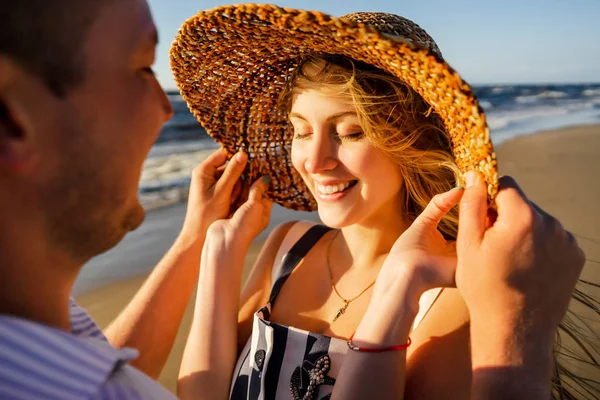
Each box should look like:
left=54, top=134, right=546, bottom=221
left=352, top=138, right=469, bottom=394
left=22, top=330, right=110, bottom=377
left=456, top=171, right=585, bottom=399
left=457, top=172, right=585, bottom=334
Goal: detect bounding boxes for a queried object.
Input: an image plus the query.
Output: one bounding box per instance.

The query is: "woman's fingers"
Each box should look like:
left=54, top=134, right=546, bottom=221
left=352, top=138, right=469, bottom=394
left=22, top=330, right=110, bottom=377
left=414, top=187, right=464, bottom=228
left=215, top=151, right=248, bottom=195
left=248, top=175, right=271, bottom=203
left=230, top=180, right=242, bottom=202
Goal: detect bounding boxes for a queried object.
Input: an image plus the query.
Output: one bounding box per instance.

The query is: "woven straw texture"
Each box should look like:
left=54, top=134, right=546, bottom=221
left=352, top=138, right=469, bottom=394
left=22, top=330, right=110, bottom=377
left=171, top=4, right=498, bottom=211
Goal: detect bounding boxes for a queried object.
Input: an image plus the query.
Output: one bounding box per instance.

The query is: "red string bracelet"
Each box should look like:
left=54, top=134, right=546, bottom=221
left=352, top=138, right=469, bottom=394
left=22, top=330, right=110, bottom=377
left=347, top=333, right=412, bottom=353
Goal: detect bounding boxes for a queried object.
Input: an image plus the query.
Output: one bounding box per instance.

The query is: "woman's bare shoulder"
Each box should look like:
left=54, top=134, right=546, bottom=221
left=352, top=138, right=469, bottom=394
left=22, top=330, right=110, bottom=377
left=405, top=288, right=471, bottom=399
left=236, top=220, right=319, bottom=352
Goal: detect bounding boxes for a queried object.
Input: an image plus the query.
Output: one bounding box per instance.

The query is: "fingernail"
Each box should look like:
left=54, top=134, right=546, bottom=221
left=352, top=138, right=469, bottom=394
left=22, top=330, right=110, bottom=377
left=465, top=171, right=478, bottom=188
left=451, top=186, right=464, bottom=191
left=262, top=175, right=271, bottom=185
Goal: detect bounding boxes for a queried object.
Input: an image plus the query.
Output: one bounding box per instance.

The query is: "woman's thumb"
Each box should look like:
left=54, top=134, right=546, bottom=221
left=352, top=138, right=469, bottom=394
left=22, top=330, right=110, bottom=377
left=414, top=187, right=464, bottom=228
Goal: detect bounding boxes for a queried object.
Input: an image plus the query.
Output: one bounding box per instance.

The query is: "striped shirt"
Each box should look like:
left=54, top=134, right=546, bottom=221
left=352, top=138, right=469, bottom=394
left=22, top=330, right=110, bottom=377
left=229, top=223, right=442, bottom=400
left=0, top=299, right=176, bottom=400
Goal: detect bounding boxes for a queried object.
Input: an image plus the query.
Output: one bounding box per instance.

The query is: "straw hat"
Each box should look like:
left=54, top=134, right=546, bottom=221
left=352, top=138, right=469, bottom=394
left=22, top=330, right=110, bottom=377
left=170, top=4, right=498, bottom=211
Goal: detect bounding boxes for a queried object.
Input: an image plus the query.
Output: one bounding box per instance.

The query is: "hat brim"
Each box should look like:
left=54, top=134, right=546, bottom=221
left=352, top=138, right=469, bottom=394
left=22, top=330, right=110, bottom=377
left=170, top=4, right=498, bottom=211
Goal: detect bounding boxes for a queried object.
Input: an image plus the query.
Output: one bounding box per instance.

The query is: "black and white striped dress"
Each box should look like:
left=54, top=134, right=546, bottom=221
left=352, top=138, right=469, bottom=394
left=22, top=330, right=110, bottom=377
left=229, top=224, right=442, bottom=400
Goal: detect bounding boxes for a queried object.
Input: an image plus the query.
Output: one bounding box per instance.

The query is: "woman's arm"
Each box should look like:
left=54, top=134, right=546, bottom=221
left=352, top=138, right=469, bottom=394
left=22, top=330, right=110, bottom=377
left=332, top=275, right=420, bottom=400
left=333, top=188, right=465, bottom=399
left=176, top=219, right=294, bottom=399
left=178, top=176, right=272, bottom=400
left=236, top=221, right=297, bottom=354
left=178, top=233, right=248, bottom=400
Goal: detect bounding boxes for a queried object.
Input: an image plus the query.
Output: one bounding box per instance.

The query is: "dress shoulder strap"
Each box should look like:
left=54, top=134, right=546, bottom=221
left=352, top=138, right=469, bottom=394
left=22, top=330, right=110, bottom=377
left=268, top=223, right=331, bottom=305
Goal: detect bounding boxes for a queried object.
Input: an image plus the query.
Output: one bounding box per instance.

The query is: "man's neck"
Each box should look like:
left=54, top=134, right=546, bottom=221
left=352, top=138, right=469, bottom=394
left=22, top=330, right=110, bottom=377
left=0, top=227, right=81, bottom=332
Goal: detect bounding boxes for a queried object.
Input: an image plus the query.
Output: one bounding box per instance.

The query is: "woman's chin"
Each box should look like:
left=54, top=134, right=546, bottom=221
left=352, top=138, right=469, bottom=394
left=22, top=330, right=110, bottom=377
left=317, top=207, right=357, bottom=229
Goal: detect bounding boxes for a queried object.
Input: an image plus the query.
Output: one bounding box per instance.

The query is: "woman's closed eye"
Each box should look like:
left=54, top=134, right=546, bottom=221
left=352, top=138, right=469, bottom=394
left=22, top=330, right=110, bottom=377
left=337, top=131, right=364, bottom=141
left=293, top=131, right=312, bottom=140
left=293, top=131, right=364, bottom=141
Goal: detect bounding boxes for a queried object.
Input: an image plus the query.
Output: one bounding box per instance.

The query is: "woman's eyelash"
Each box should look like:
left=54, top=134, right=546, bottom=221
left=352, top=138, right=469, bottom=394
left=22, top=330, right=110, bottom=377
left=293, top=132, right=364, bottom=141
left=293, top=132, right=311, bottom=140
left=337, top=132, right=364, bottom=141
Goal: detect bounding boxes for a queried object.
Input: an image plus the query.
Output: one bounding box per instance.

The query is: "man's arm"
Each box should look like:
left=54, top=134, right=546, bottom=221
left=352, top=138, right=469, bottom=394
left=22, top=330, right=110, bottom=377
left=103, top=233, right=204, bottom=379
left=457, top=172, right=585, bottom=400
left=470, top=319, right=554, bottom=400
left=103, top=148, right=249, bottom=379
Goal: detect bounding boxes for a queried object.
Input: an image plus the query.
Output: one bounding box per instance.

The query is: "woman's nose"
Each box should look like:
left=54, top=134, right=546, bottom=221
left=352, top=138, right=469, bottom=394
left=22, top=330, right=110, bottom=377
left=304, top=133, right=337, bottom=174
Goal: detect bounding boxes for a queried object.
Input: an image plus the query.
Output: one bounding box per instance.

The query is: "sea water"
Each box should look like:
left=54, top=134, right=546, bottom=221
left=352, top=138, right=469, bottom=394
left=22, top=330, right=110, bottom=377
left=140, top=83, right=600, bottom=210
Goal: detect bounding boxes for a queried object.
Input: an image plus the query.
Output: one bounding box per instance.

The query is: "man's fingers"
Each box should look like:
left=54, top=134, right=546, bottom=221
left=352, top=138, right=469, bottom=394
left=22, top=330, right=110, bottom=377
left=494, top=176, right=533, bottom=222
left=458, top=171, right=488, bottom=245
left=415, top=187, right=463, bottom=228
left=215, top=151, right=248, bottom=194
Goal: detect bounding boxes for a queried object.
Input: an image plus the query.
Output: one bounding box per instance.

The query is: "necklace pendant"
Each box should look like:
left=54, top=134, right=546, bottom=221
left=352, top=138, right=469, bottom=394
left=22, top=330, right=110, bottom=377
left=332, top=301, right=348, bottom=322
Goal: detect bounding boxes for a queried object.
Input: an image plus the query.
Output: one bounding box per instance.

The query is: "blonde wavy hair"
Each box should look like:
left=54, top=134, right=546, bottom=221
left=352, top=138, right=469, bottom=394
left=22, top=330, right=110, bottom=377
left=280, top=54, right=460, bottom=239
left=280, top=54, right=600, bottom=399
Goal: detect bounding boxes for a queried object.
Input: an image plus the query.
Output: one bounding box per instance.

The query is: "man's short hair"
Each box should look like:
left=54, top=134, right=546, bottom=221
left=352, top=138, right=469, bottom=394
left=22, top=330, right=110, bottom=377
left=0, top=0, right=114, bottom=97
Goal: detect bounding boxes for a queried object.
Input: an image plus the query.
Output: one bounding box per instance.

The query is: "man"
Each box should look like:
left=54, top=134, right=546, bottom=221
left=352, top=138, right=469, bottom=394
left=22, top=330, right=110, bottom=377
left=0, top=0, right=585, bottom=399
left=0, top=0, right=183, bottom=398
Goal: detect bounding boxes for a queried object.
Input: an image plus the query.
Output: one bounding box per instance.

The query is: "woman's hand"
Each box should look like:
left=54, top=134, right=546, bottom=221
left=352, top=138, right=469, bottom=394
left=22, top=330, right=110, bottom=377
left=179, top=147, right=249, bottom=243
left=374, top=187, right=463, bottom=303
left=207, top=175, right=273, bottom=250
left=353, top=187, right=464, bottom=347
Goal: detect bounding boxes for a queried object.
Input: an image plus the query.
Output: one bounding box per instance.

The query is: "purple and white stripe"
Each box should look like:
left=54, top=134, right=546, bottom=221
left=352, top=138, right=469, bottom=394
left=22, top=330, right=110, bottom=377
left=0, top=299, right=176, bottom=400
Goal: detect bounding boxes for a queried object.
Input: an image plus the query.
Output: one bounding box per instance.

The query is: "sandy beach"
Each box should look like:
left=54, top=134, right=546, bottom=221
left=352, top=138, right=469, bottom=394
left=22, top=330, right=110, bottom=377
left=76, top=123, right=600, bottom=393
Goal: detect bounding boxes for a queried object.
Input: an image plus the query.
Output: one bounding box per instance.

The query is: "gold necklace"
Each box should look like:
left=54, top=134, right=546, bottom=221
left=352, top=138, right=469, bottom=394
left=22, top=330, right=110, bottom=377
left=326, top=230, right=377, bottom=322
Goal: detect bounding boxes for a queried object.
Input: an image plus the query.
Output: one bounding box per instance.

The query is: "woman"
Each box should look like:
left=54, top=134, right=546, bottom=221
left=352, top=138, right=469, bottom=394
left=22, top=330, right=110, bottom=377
left=170, top=5, right=593, bottom=399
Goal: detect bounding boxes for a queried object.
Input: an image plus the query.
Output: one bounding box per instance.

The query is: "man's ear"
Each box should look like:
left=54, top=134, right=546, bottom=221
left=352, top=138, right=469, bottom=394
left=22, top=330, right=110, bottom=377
left=0, top=56, right=36, bottom=172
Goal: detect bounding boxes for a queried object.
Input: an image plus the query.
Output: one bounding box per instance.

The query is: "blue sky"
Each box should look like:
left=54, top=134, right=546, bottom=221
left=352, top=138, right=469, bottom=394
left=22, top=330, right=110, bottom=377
left=148, top=0, right=600, bottom=89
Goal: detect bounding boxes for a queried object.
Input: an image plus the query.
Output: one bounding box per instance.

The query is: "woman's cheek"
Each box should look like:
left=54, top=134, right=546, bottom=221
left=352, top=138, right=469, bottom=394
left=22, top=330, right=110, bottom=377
left=290, top=142, right=306, bottom=173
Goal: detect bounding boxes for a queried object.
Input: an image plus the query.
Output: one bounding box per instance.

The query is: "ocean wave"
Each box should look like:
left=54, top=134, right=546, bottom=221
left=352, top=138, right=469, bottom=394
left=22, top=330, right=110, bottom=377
left=139, top=146, right=219, bottom=210
left=485, top=101, right=597, bottom=133
left=147, top=140, right=219, bottom=158
left=479, top=100, right=493, bottom=109
left=491, top=86, right=514, bottom=94
left=583, top=89, right=600, bottom=97
left=515, top=90, right=568, bottom=103
left=167, top=93, right=185, bottom=103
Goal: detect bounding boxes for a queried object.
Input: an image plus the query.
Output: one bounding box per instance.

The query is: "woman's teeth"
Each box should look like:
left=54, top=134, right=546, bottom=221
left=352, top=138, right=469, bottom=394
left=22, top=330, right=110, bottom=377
left=317, top=181, right=354, bottom=194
